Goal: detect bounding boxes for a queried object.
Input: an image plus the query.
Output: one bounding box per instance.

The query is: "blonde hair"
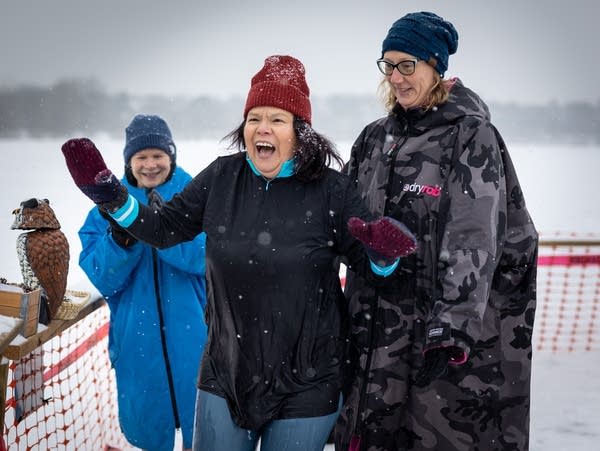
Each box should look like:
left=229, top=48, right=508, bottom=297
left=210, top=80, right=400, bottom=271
left=378, top=70, right=451, bottom=113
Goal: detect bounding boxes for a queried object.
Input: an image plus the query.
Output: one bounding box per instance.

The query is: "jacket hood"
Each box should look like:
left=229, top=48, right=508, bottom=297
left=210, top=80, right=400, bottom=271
left=390, top=78, right=491, bottom=134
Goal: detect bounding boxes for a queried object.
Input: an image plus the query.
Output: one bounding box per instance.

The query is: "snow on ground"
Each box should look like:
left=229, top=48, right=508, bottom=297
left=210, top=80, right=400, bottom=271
left=1, top=138, right=598, bottom=287
left=1, top=138, right=599, bottom=450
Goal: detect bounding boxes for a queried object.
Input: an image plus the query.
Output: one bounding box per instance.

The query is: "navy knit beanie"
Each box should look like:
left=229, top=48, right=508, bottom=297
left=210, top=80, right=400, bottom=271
left=123, top=114, right=176, bottom=164
left=381, top=11, right=458, bottom=76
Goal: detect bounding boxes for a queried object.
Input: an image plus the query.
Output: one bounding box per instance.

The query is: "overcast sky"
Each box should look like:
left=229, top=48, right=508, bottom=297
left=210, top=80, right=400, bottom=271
left=1, top=0, right=598, bottom=105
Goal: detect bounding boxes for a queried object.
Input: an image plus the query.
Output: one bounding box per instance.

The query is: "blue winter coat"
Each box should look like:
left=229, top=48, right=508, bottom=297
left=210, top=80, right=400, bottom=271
left=78, top=166, right=207, bottom=451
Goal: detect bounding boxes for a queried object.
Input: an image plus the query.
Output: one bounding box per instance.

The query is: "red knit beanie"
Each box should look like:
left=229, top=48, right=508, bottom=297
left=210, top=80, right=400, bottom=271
left=244, top=55, right=312, bottom=125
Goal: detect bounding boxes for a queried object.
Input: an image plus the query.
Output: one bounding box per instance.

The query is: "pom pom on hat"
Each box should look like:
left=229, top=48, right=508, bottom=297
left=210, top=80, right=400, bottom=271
left=244, top=55, right=312, bottom=125
left=381, top=11, right=458, bottom=76
left=123, top=114, right=176, bottom=164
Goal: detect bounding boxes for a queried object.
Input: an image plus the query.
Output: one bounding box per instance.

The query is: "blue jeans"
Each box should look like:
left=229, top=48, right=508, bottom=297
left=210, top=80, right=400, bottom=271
left=192, top=389, right=341, bottom=451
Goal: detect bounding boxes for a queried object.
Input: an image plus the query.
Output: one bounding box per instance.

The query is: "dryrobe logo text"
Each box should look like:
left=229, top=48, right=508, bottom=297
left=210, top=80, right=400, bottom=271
left=402, top=182, right=442, bottom=197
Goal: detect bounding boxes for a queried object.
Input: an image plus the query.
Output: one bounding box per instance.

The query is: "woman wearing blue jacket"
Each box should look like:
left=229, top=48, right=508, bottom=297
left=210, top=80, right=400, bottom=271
left=78, top=114, right=207, bottom=451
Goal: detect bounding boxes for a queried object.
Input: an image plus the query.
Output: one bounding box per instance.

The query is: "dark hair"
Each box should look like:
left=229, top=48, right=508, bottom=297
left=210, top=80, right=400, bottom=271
left=222, top=117, right=343, bottom=182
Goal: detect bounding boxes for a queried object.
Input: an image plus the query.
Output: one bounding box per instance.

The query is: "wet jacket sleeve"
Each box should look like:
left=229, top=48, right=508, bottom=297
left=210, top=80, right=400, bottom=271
left=425, top=120, right=504, bottom=362
left=79, top=207, right=145, bottom=296
left=112, top=160, right=219, bottom=248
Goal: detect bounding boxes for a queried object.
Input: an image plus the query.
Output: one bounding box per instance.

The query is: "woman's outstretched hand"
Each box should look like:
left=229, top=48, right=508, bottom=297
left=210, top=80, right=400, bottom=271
left=61, top=138, right=128, bottom=212
left=348, top=216, right=417, bottom=261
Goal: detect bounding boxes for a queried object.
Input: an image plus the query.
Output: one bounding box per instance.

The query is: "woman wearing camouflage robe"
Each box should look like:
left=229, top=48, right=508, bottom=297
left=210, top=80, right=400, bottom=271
left=334, top=12, right=538, bottom=451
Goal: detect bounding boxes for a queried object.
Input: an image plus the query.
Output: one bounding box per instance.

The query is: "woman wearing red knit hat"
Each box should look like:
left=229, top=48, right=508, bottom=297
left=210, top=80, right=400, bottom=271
left=60, top=55, right=418, bottom=451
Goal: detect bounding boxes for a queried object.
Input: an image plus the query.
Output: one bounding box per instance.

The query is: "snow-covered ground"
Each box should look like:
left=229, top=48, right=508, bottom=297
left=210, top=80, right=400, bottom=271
left=1, top=138, right=599, bottom=450
left=1, top=138, right=598, bottom=287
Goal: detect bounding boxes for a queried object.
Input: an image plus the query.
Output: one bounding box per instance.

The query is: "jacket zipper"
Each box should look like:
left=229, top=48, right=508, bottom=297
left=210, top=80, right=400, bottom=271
left=152, top=248, right=181, bottom=428
left=354, top=289, right=380, bottom=445
left=354, top=124, right=409, bottom=446
left=383, top=124, right=408, bottom=214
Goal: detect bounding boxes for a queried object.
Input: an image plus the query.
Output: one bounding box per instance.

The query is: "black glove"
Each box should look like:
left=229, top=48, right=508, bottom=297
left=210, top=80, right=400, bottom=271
left=147, top=189, right=165, bottom=209
left=99, top=209, right=137, bottom=248
left=413, top=348, right=451, bottom=388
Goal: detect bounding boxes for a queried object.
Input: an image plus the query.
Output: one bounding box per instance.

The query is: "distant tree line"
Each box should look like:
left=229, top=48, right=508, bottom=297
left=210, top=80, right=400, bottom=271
left=1, top=79, right=599, bottom=145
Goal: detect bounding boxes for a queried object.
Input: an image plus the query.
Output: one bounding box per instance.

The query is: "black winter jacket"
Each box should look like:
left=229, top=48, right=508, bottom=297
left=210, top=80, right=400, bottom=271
left=125, top=152, right=372, bottom=430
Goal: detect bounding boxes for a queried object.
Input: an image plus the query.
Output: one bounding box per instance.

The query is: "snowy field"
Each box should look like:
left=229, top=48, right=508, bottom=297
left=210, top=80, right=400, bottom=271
left=0, top=138, right=599, bottom=450
left=1, top=138, right=598, bottom=288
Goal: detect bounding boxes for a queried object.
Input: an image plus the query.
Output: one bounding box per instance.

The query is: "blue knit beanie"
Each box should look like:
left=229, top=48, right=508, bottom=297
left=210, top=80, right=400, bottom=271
left=123, top=114, right=176, bottom=164
left=381, top=11, right=458, bottom=76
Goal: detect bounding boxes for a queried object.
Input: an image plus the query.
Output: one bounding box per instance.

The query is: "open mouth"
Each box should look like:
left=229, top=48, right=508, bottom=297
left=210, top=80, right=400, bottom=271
left=255, top=141, right=275, bottom=157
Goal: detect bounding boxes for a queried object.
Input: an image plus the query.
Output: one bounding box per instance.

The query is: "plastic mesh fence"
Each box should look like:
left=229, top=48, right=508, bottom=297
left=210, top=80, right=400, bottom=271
left=1, top=233, right=599, bottom=449
left=2, top=305, right=132, bottom=450
left=534, top=233, right=600, bottom=352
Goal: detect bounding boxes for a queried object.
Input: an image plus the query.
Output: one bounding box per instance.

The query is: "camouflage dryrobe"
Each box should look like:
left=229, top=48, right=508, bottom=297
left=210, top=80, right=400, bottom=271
left=334, top=80, right=538, bottom=451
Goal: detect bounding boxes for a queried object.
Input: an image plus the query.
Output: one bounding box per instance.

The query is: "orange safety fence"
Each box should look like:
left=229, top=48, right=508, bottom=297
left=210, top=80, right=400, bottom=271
left=1, top=232, right=599, bottom=449
left=534, top=232, right=600, bottom=352
left=2, top=305, right=131, bottom=450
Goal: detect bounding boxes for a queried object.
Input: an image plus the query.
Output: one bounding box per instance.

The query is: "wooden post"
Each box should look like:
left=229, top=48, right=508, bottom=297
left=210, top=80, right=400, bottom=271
left=0, top=358, right=9, bottom=436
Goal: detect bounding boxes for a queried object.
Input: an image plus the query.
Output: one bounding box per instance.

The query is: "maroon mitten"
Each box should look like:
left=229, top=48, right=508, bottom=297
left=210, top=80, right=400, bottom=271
left=61, top=138, right=128, bottom=210
left=348, top=216, right=417, bottom=260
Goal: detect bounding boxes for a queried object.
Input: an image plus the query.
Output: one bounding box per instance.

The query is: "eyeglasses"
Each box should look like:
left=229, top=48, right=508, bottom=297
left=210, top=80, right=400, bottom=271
left=376, top=58, right=419, bottom=76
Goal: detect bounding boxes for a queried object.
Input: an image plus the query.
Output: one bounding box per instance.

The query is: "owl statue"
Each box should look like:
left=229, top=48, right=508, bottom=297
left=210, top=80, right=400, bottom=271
left=11, top=198, right=69, bottom=323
